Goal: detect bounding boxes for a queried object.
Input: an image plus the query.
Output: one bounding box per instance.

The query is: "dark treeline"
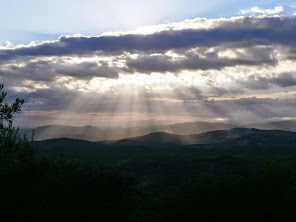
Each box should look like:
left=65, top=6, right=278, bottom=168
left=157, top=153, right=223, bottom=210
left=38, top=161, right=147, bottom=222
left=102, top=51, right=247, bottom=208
left=1, top=85, right=296, bottom=221
left=2, top=128, right=296, bottom=221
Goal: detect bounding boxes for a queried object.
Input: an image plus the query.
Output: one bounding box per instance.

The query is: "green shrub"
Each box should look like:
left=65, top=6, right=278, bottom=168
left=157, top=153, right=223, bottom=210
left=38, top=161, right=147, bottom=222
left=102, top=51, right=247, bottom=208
left=2, top=83, right=296, bottom=221
left=0, top=84, right=34, bottom=166
left=0, top=84, right=145, bottom=221
left=158, top=160, right=296, bottom=222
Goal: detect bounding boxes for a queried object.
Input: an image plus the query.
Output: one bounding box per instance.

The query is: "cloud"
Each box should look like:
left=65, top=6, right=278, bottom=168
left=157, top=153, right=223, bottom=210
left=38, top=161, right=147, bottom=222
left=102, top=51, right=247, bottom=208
left=239, top=6, right=284, bottom=15
left=126, top=47, right=276, bottom=74
left=236, top=75, right=271, bottom=90
left=271, top=72, right=296, bottom=87
left=234, top=72, right=296, bottom=92
left=54, top=62, right=119, bottom=79
left=0, top=16, right=296, bottom=61
left=1, top=15, right=296, bottom=126
left=1, top=16, right=295, bottom=80
left=15, top=83, right=296, bottom=127
left=0, top=60, right=119, bottom=87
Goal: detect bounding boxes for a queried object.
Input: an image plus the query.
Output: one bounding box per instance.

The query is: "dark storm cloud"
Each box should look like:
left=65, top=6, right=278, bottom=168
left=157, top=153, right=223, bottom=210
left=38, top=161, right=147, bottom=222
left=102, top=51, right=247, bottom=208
left=12, top=88, right=124, bottom=113
left=1, top=15, right=296, bottom=127
left=271, top=72, right=296, bottom=87
left=6, top=87, right=80, bottom=111
left=17, top=83, right=295, bottom=115
left=126, top=48, right=275, bottom=73
left=236, top=75, right=271, bottom=90
left=0, top=60, right=119, bottom=84
left=16, top=86, right=156, bottom=113
left=182, top=97, right=296, bottom=124
left=55, top=61, right=119, bottom=79
left=0, top=16, right=296, bottom=60
left=0, top=61, right=56, bottom=82
left=235, top=73, right=296, bottom=91
left=0, top=16, right=295, bottom=83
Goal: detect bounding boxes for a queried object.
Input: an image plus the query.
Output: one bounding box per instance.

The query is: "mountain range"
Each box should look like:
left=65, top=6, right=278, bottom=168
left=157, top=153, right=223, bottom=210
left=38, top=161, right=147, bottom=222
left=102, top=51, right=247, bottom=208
left=35, top=127, right=296, bottom=166
left=111, top=127, right=296, bottom=147
left=34, top=127, right=296, bottom=188
left=27, top=120, right=296, bottom=193
left=21, top=120, right=296, bottom=142
left=20, top=121, right=236, bottom=141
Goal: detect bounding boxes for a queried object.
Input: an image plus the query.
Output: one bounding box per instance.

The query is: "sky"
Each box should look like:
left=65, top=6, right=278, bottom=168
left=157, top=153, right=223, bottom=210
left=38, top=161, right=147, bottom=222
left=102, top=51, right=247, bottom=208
left=1, top=0, right=296, bottom=127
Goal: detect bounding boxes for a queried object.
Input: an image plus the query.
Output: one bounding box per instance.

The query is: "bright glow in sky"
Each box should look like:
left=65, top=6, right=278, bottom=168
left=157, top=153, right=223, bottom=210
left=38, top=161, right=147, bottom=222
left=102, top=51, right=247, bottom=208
left=1, top=1, right=296, bottom=127
left=1, top=0, right=295, bottom=44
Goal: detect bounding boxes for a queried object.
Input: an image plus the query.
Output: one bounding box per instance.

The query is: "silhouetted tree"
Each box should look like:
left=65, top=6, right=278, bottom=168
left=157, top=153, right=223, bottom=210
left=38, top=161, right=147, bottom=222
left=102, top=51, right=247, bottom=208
left=0, top=83, right=145, bottom=221
left=0, top=84, right=24, bottom=129
left=0, top=84, right=33, bottom=164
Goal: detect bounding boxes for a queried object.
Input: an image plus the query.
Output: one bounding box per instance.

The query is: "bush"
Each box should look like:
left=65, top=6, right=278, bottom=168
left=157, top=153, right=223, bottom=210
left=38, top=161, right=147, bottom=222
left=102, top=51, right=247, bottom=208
left=2, top=83, right=296, bottom=221
left=0, top=156, right=143, bottom=221
left=0, top=84, right=34, bottom=166
left=158, top=160, right=296, bottom=222
left=0, top=85, right=146, bottom=221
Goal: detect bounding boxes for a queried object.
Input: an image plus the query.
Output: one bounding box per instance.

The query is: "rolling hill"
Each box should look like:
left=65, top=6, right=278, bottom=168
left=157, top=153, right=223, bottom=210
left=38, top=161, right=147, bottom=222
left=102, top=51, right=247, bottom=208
left=111, top=128, right=296, bottom=147
left=34, top=128, right=296, bottom=191
left=21, top=120, right=296, bottom=142
left=20, top=121, right=237, bottom=141
left=244, top=120, right=296, bottom=132
left=35, top=128, right=296, bottom=167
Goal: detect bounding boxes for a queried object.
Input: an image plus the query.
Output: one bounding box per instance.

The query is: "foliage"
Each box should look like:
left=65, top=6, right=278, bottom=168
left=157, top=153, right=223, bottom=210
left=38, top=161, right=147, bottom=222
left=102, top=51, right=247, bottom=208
left=0, top=84, right=24, bottom=129
left=0, top=84, right=34, bottom=165
left=1, top=83, right=296, bottom=221
left=0, top=84, right=146, bottom=221
left=158, top=160, right=296, bottom=222
left=0, top=156, right=144, bottom=221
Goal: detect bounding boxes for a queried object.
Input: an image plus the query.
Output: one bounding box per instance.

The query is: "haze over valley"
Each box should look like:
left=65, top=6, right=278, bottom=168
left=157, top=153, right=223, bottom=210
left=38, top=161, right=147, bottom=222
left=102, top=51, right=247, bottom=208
left=1, top=1, right=296, bottom=220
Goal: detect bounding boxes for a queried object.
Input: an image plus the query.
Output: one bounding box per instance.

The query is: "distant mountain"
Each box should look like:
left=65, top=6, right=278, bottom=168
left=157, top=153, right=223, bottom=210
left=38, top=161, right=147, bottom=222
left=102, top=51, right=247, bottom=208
left=20, top=125, right=106, bottom=141
left=204, top=128, right=296, bottom=149
left=145, top=122, right=237, bottom=135
left=21, top=120, right=296, bottom=142
left=20, top=122, right=237, bottom=141
left=112, top=128, right=296, bottom=147
left=111, top=132, right=186, bottom=146
left=35, top=128, right=296, bottom=183
left=243, top=120, right=296, bottom=132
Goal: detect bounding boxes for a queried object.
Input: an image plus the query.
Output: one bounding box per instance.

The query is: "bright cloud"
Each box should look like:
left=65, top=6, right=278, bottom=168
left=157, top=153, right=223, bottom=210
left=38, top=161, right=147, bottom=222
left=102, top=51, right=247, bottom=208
left=239, top=6, right=284, bottom=15
left=1, top=15, right=296, bottom=127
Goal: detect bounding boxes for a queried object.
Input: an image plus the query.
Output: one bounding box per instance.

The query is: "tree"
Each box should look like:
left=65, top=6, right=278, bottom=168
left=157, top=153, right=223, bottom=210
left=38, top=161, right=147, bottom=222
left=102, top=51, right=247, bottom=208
left=0, top=84, right=24, bottom=129
left=0, top=84, right=144, bottom=221
left=0, top=84, right=33, bottom=163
